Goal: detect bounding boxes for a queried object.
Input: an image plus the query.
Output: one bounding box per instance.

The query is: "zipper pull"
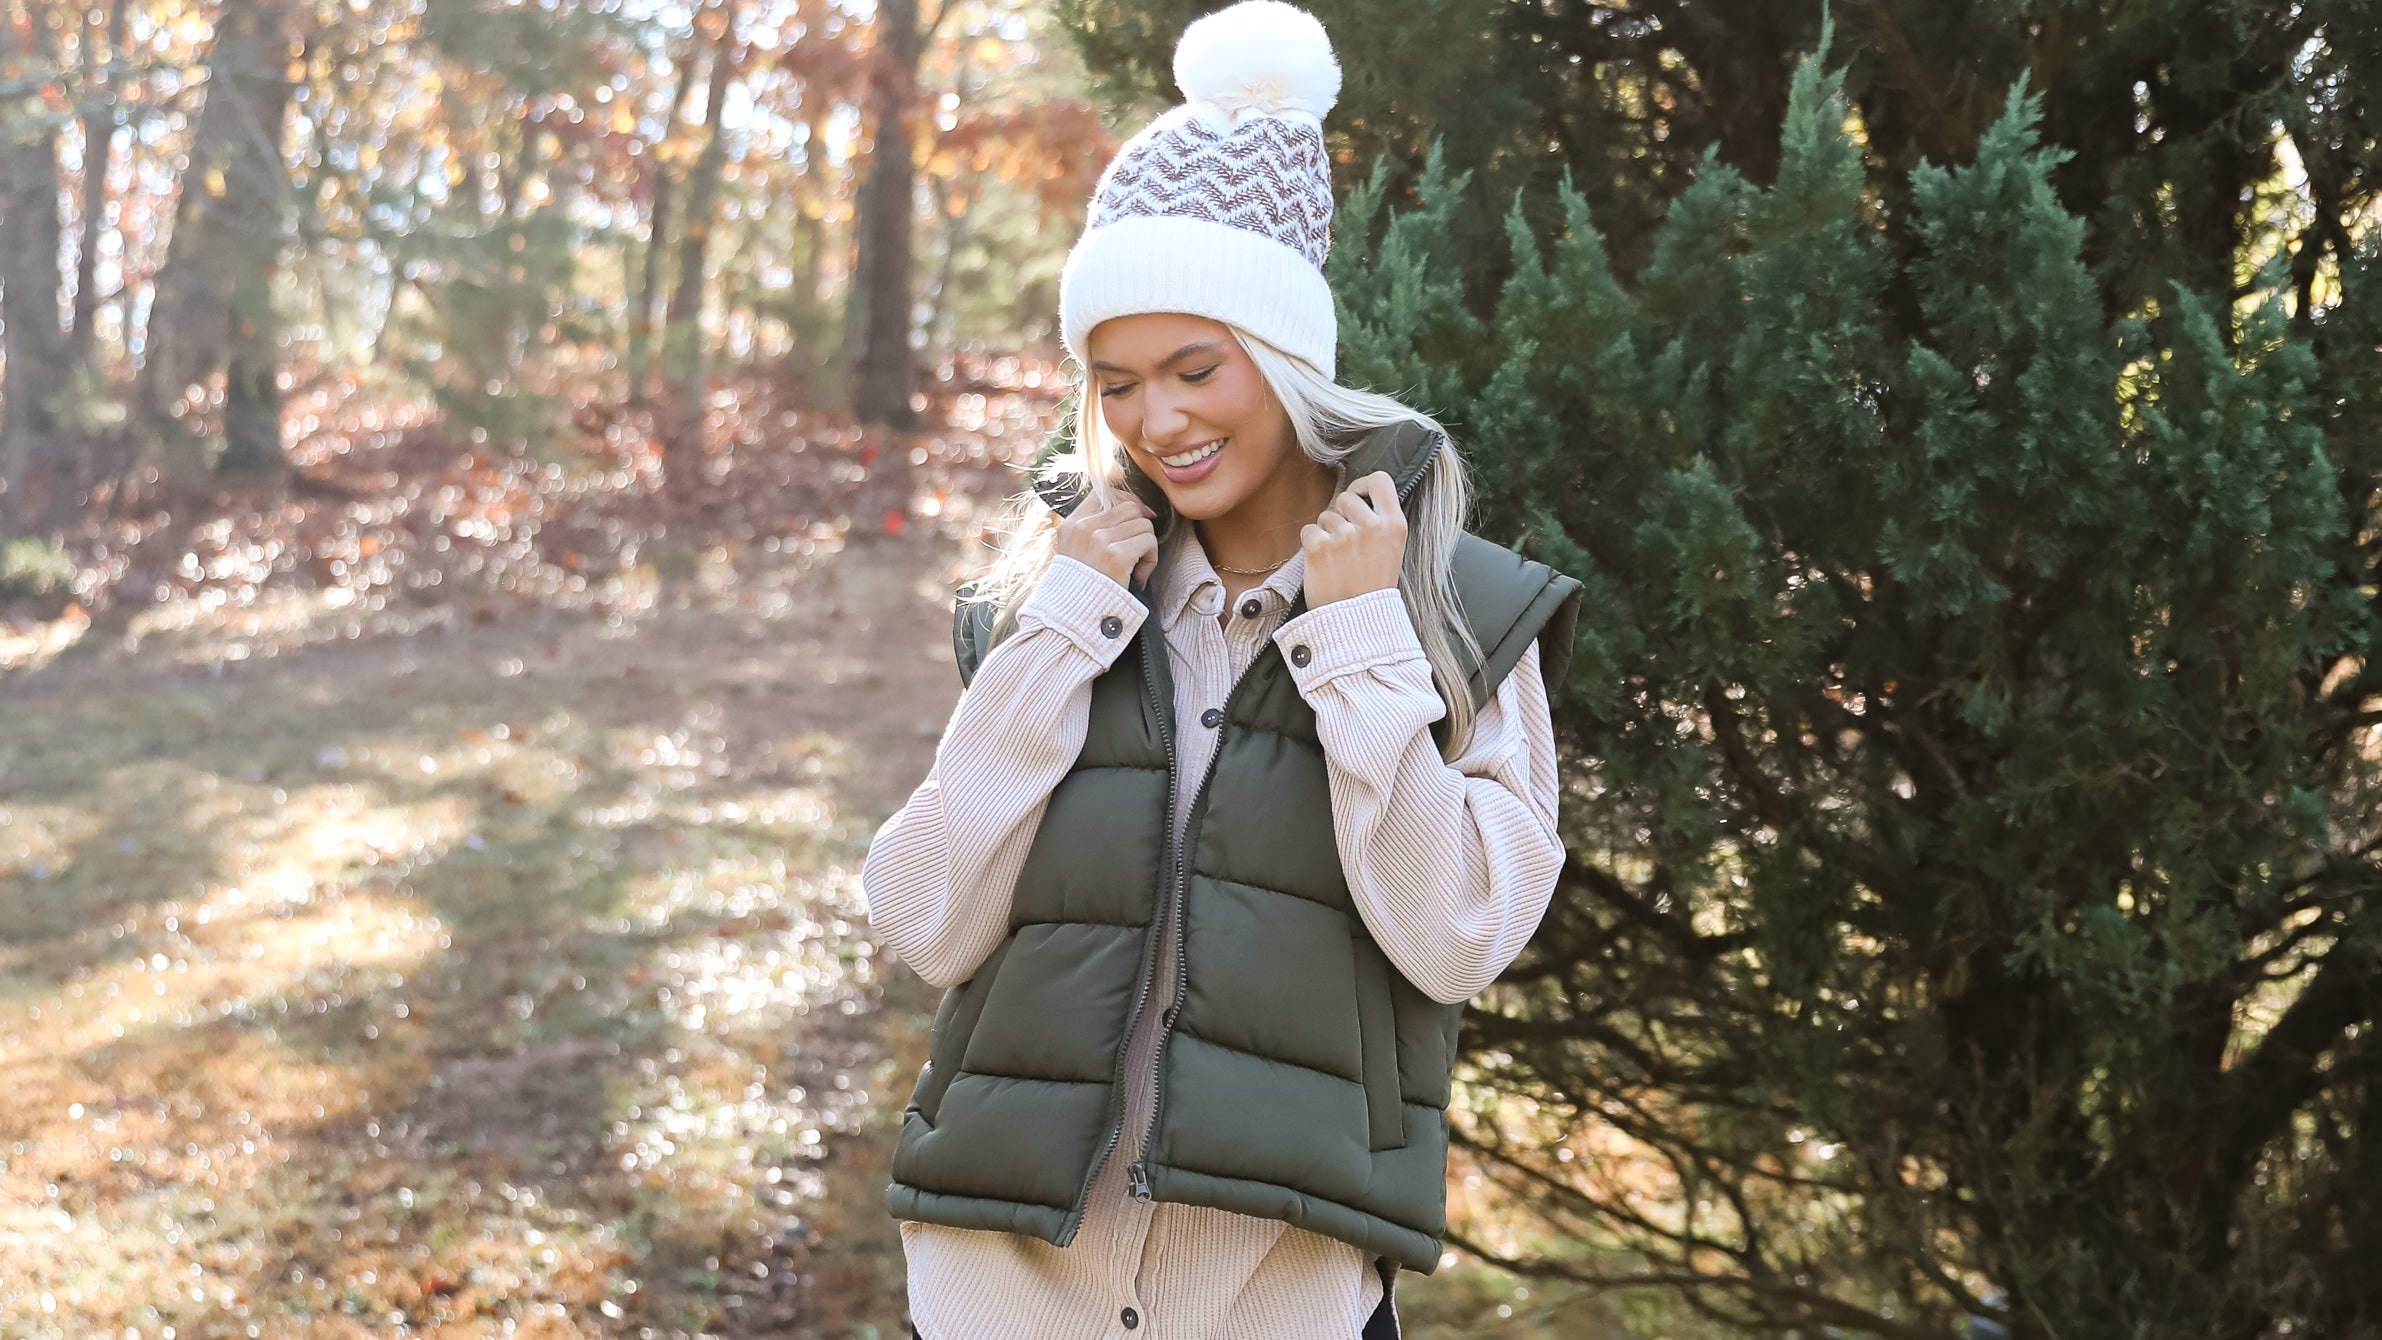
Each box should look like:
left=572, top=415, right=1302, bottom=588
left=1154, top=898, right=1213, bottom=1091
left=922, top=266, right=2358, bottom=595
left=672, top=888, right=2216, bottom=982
left=1126, top=1161, right=1153, bottom=1201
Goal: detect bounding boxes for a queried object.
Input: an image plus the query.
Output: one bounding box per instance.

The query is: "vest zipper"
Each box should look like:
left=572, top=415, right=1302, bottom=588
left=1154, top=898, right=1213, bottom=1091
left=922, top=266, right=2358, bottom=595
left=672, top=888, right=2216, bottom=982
left=1119, top=432, right=1441, bottom=1212
left=1395, top=436, right=1438, bottom=503
left=1128, top=689, right=1230, bottom=1203
left=1059, top=614, right=1177, bottom=1241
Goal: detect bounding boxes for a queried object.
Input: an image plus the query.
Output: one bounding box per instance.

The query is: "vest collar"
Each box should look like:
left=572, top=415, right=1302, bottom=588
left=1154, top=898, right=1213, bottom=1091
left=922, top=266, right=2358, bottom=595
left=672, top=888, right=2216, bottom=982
left=1335, top=417, right=1445, bottom=500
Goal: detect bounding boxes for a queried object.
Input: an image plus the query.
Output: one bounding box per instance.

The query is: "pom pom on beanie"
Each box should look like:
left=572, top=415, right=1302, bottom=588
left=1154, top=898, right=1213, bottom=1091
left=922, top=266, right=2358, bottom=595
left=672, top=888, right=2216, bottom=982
left=1059, top=1, right=1342, bottom=376
left=1174, top=0, right=1341, bottom=123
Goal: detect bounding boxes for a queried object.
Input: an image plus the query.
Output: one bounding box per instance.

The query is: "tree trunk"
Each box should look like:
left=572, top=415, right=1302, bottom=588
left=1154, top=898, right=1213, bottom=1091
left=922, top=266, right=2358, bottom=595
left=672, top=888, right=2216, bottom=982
left=784, top=181, right=831, bottom=403
left=663, top=14, right=737, bottom=396
left=629, top=27, right=706, bottom=405
left=136, top=0, right=301, bottom=483
left=846, top=0, right=922, bottom=430
left=923, top=175, right=966, bottom=354
left=499, top=112, right=545, bottom=380
left=70, top=0, right=126, bottom=370
left=0, top=4, right=73, bottom=539
left=659, top=4, right=739, bottom=483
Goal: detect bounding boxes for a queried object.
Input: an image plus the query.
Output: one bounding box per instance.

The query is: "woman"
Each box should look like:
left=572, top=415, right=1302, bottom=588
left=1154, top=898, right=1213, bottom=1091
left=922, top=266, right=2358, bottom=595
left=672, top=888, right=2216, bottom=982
left=861, top=4, right=1580, bottom=1336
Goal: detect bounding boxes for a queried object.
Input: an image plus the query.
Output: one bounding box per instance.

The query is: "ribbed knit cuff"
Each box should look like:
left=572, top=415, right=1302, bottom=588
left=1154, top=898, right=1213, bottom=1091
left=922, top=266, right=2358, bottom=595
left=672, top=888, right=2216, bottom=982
left=1060, top=214, right=1338, bottom=377
left=1016, top=556, right=1147, bottom=666
left=1273, top=588, right=1425, bottom=690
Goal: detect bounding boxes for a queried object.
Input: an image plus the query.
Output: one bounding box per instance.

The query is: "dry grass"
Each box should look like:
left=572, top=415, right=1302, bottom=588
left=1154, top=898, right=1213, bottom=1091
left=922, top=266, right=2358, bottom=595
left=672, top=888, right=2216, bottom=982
left=1, top=526, right=959, bottom=1339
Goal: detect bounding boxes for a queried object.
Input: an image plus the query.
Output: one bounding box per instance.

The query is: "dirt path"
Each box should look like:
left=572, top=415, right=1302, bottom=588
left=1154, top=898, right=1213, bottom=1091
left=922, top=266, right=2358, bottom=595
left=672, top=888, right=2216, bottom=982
left=2, top=496, right=1605, bottom=1337
left=1, top=529, right=966, bottom=1337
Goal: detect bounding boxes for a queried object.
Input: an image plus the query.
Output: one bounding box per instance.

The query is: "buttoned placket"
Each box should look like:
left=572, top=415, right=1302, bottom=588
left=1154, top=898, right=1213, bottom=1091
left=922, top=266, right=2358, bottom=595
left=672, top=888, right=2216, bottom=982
left=1099, top=541, right=1306, bottom=1339
left=1171, top=566, right=1298, bottom=757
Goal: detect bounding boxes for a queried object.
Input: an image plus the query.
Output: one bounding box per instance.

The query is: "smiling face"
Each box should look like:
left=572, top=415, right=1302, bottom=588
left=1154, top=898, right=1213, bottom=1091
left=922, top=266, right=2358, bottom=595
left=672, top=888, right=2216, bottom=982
left=1084, top=312, right=1321, bottom=524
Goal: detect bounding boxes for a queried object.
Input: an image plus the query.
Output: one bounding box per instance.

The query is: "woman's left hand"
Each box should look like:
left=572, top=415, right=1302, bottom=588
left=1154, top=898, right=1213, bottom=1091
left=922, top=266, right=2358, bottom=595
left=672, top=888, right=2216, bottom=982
left=1301, top=471, right=1408, bottom=608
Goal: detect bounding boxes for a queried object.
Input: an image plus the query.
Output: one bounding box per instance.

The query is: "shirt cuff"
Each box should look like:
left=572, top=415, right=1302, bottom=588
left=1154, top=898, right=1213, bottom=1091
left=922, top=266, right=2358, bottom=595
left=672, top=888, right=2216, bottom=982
left=1015, top=555, right=1147, bottom=665
left=1273, top=588, right=1427, bottom=689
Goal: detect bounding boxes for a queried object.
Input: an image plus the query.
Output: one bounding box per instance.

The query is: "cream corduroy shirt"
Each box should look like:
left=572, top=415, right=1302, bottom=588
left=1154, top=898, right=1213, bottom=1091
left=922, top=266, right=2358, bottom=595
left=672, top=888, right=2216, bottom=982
left=863, top=535, right=1564, bottom=1340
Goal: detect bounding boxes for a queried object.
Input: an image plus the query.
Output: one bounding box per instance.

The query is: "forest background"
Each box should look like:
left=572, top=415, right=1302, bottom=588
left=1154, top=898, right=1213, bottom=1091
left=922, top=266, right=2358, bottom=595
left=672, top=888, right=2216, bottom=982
left=3, top=1, right=2379, bottom=1339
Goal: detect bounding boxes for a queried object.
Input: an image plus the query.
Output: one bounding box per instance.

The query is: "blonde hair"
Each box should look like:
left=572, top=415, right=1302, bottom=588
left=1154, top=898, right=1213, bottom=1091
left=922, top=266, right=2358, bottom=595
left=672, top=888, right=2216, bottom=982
left=969, top=324, right=1485, bottom=755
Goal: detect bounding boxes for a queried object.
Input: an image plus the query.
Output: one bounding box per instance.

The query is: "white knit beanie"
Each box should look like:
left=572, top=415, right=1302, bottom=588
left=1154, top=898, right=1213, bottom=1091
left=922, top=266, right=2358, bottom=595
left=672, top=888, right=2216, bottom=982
left=1059, top=0, right=1342, bottom=377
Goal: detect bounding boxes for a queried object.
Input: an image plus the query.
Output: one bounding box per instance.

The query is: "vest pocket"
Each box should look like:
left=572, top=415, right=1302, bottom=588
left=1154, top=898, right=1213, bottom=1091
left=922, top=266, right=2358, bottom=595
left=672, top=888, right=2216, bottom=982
left=911, top=939, right=1011, bottom=1126
left=1351, top=941, right=1406, bottom=1151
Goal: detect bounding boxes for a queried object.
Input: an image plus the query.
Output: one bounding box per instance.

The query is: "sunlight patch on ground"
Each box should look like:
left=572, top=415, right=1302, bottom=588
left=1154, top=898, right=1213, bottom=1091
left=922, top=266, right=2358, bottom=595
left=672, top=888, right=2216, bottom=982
left=0, top=887, right=443, bottom=1066
left=0, top=534, right=963, bottom=1337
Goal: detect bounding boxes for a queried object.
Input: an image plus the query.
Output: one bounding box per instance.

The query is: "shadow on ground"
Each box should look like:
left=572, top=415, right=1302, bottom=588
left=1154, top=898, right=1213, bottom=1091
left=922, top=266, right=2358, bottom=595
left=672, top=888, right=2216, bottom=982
left=0, top=530, right=960, bottom=1338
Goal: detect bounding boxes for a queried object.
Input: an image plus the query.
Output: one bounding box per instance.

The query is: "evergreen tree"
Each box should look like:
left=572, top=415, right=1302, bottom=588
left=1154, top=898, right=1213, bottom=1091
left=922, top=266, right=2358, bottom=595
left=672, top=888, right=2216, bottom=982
left=1069, top=0, right=2375, bottom=337
left=1327, top=33, right=2381, bottom=1340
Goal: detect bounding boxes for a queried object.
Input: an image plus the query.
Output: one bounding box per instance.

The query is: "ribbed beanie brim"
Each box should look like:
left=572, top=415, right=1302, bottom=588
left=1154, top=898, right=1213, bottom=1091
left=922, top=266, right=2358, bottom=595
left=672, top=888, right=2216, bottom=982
left=1061, top=214, right=1336, bottom=377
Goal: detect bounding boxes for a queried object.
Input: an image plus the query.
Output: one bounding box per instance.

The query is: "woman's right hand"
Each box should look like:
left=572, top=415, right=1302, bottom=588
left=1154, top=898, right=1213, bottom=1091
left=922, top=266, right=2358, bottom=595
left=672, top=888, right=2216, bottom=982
left=1053, top=493, right=1158, bottom=589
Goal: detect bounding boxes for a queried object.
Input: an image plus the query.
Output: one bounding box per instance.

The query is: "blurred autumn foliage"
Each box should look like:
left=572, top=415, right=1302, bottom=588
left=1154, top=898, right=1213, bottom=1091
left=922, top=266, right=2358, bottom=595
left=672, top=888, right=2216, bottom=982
left=0, top=0, right=1113, bottom=618
left=1, top=8, right=1109, bottom=1334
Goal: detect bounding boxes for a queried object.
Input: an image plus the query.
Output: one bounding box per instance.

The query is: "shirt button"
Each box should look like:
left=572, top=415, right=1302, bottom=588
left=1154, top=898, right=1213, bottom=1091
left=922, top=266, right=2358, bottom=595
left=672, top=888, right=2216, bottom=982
left=1199, top=707, right=1223, bottom=729
left=1099, top=615, right=1124, bottom=639
left=1239, top=597, right=1263, bottom=619
left=1121, top=1306, right=1141, bottom=1329
left=1289, top=644, right=1312, bottom=668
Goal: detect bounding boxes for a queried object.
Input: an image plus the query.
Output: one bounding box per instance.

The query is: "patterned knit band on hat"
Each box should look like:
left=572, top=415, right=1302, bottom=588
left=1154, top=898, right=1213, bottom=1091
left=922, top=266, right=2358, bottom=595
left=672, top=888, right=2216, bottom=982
left=1059, top=0, right=1342, bottom=377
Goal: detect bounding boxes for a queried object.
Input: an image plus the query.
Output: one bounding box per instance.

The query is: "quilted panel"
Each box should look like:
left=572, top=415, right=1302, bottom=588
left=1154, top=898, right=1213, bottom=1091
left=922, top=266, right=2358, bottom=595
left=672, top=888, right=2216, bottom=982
left=1152, top=1034, right=1372, bottom=1205
left=891, top=1073, right=1111, bottom=1210
left=1178, top=875, right=1361, bottom=1082
left=962, top=922, right=1147, bottom=1083
left=1011, top=767, right=1169, bottom=925
left=1190, top=732, right=1345, bottom=909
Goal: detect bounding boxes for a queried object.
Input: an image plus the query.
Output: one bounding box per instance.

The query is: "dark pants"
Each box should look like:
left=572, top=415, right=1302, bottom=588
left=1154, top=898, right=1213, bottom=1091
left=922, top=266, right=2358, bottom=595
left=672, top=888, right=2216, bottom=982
left=907, top=1262, right=1401, bottom=1338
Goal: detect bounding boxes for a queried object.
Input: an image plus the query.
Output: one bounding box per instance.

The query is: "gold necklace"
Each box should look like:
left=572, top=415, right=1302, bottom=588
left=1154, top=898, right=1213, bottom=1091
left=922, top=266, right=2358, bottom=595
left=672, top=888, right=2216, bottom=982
left=1212, top=554, right=1292, bottom=576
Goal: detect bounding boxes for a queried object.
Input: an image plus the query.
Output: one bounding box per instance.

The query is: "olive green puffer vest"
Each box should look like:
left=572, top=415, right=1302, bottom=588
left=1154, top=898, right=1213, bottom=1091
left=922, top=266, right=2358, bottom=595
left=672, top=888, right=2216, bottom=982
left=885, top=422, right=1580, bottom=1273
